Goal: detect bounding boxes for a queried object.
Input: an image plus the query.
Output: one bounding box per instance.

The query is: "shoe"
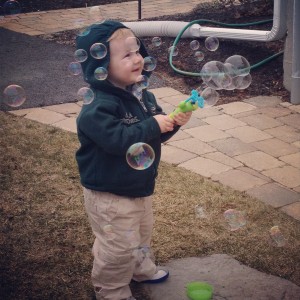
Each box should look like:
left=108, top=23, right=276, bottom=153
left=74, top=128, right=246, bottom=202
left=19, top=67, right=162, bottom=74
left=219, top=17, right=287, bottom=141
left=134, top=269, right=169, bottom=284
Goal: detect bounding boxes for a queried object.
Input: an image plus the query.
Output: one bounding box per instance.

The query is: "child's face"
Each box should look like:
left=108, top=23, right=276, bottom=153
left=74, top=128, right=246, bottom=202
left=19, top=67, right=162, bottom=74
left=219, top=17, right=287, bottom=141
left=107, top=33, right=144, bottom=89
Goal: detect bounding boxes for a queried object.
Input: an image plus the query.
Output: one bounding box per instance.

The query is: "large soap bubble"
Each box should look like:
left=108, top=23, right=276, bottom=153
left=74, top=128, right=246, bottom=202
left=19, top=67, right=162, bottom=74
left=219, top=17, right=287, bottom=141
left=125, top=36, right=141, bottom=52
left=200, top=61, right=227, bottom=90
left=90, top=43, right=107, bottom=59
left=2, top=84, right=26, bottom=107
left=126, top=143, right=155, bottom=170
left=225, top=55, right=250, bottom=77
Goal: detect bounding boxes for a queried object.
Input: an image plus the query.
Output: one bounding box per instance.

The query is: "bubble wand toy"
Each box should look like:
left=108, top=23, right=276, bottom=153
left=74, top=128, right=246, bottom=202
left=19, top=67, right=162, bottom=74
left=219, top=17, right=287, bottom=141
left=169, top=89, right=204, bottom=119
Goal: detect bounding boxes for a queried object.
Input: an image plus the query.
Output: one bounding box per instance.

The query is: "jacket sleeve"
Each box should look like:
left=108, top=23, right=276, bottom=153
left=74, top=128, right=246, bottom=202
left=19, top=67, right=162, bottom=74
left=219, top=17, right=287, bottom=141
left=77, top=97, right=161, bottom=156
left=147, top=91, right=181, bottom=143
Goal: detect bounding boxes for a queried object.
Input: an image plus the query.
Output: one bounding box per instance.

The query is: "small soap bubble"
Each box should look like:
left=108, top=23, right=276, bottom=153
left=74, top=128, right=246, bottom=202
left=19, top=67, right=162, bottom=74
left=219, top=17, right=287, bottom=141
left=68, top=62, right=82, bottom=75
left=205, top=36, right=219, bottom=52
left=2, top=84, right=26, bottom=107
left=152, top=37, right=162, bottom=47
left=77, top=87, right=94, bottom=105
left=132, top=84, right=143, bottom=100
left=235, top=73, right=252, bottom=89
left=194, top=51, right=204, bottom=62
left=125, top=36, right=141, bottom=52
left=126, top=143, right=155, bottom=170
left=168, top=46, right=178, bottom=57
left=77, top=26, right=91, bottom=37
left=103, top=224, right=117, bottom=241
left=135, top=75, right=149, bottom=89
left=190, top=40, right=200, bottom=51
left=201, top=87, right=219, bottom=107
left=90, top=43, right=107, bottom=59
left=126, top=229, right=139, bottom=248
left=3, top=0, right=21, bottom=15
left=270, top=226, right=287, bottom=247
left=74, top=49, right=88, bottom=62
left=225, top=55, right=250, bottom=77
left=194, top=205, right=207, bottom=219
left=133, top=246, right=152, bottom=264
left=143, top=56, right=157, bottom=72
left=196, top=82, right=208, bottom=95
left=94, top=67, right=108, bottom=80
left=223, top=209, right=246, bottom=231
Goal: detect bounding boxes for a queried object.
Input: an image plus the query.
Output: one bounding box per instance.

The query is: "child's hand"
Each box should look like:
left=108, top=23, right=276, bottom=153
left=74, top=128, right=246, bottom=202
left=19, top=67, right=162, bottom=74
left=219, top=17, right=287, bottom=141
left=173, top=111, right=192, bottom=126
left=153, top=114, right=174, bottom=133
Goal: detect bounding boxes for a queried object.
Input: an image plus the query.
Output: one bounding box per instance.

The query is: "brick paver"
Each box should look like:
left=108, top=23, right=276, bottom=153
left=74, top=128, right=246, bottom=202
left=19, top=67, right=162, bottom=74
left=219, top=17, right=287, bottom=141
left=161, top=145, right=197, bottom=165
left=219, top=102, right=256, bottom=115
left=247, top=183, right=300, bottom=208
left=279, top=152, right=300, bottom=168
left=264, top=125, right=300, bottom=143
left=168, top=138, right=216, bottom=155
left=251, top=138, right=299, bottom=158
left=238, top=114, right=282, bottom=130
left=203, top=114, right=247, bottom=130
left=280, top=202, right=300, bottom=221
left=185, top=125, right=231, bottom=142
left=243, top=96, right=282, bottom=107
left=234, top=151, right=285, bottom=171
left=277, top=114, right=300, bottom=130
left=179, top=157, right=232, bottom=178
left=211, top=169, right=268, bottom=191
left=226, top=126, right=272, bottom=143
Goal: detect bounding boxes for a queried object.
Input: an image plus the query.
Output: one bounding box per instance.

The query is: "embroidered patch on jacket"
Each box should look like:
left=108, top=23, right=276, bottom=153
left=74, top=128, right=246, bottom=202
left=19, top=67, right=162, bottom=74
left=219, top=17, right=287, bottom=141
left=121, top=112, right=140, bottom=124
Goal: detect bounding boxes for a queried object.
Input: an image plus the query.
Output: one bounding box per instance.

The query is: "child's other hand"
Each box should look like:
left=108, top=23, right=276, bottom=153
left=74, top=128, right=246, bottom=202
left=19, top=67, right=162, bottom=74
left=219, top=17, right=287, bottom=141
left=173, top=111, right=192, bottom=126
left=154, top=114, right=174, bottom=133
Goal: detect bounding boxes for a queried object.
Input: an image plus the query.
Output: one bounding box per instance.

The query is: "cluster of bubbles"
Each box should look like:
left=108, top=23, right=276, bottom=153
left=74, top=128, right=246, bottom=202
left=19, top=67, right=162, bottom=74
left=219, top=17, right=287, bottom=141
left=200, top=55, right=252, bottom=91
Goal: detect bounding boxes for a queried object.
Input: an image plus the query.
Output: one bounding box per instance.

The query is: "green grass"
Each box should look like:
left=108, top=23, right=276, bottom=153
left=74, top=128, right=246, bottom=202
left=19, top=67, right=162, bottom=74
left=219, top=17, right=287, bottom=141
left=0, top=111, right=299, bottom=299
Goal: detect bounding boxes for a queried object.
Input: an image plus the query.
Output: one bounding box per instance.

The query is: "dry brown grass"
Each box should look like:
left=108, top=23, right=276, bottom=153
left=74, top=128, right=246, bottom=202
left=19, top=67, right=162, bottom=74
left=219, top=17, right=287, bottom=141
left=0, top=111, right=299, bottom=299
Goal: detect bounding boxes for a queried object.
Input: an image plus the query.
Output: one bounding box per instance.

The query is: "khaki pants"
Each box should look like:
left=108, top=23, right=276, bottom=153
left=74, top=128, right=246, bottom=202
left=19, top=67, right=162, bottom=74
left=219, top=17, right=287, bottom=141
left=83, top=188, right=157, bottom=300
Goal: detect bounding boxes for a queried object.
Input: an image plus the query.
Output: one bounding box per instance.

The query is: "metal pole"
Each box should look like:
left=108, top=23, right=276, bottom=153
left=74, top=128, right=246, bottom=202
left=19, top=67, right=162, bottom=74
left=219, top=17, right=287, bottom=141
left=138, top=0, right=142, bottom=20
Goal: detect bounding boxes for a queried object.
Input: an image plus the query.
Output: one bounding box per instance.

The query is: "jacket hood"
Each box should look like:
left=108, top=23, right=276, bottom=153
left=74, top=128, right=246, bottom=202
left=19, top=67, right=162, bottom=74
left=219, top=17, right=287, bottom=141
left=76, top=20, right=150, bottom=92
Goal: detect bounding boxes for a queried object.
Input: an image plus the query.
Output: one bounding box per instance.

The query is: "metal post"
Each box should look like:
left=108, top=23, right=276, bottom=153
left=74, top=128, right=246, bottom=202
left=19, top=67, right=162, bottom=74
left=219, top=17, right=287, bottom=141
left=138, top=0, right=142, bottom=20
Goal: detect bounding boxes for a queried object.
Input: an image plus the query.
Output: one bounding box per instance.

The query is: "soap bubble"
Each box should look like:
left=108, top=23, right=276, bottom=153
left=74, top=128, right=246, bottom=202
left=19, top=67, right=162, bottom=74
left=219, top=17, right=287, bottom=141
left=126, top=143, right=155, bottom=170
left=190, top=40, right=200, bottom=51
left=235, top=73, right=252, bottom=89
left=218, top=72, right=233, bottom=89
left=196, top=82, right=208, bottom=95
left=270, top=226, right=287, bottom=247
left=3, top=0, right=21, bottom=15
left=77, top=26, right=91, bottom=37
left=77, top=87, right=94, bottom=105
left=2, top=84, right=26, bottom=107
left=152, top=37, right=162, bottom=47
left=194, top=51, right=204, bottom=62
left=135, top=75, right=149, bottom=89
left=168, top=46, right=178, bottom=57
left=103, top=224, right=117, bottom=241
left=126, top=229, right=139, bottom=248
left=205, top=36, right=219, bottom=51
left=143, top=56, right=157, bottom=72
left=74, top=49, right=88, bottom=62
left=223, top=209, right=247, bottom=231
left=194, top=205, right=207, bottom=219
left=133, top=246, right=153, bottom=265
left=125, top=36, right=141, bottom=52
left=225, top=55, right=250, bottom=77
left=68, top=62, right=82, bottom=75
left=201, top=87, right=219, bottom=107
left=94, top=67, right=108, bottom=80
left=90, top=43, right=107, bottom=59
left=201, top=61, right=227, bottom=90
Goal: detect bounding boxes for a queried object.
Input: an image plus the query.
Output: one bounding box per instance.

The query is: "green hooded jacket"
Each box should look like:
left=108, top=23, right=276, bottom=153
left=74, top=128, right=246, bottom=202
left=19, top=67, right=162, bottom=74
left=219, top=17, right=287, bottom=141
left=75, top=20, right=179, bottom=197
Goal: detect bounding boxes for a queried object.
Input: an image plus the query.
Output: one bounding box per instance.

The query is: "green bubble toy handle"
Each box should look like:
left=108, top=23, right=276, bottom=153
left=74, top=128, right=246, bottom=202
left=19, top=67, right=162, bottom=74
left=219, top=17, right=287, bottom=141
left=169, top=89, right=204, bottom=119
